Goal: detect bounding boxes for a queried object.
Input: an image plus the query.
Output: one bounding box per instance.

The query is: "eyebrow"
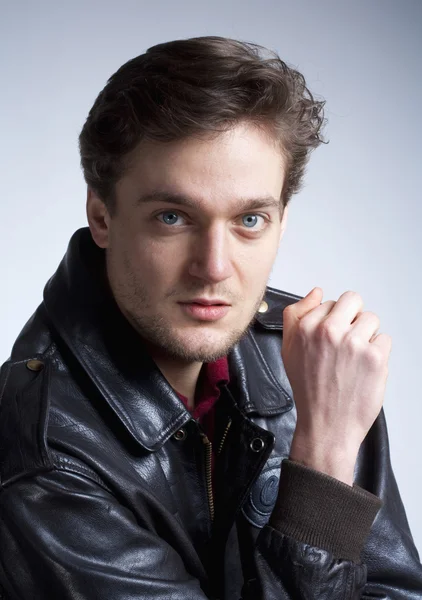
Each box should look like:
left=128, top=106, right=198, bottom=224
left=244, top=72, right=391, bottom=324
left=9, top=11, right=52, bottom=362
left=136, top=190, right=282, bottom=214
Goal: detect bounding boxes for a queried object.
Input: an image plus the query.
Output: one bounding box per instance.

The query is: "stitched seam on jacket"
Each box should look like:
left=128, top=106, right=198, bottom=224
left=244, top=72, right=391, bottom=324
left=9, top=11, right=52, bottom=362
left=265, top=286, right=303, bottom=301
left=52, top=452, right=114, bottom=494
left=243, top=330, right=291, bottom=413
left=72, top=339, right=191, bottom=451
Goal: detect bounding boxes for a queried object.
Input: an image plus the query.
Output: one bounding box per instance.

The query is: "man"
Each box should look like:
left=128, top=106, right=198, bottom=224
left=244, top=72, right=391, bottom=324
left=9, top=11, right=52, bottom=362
left=0, top=35, right=421, bottom=599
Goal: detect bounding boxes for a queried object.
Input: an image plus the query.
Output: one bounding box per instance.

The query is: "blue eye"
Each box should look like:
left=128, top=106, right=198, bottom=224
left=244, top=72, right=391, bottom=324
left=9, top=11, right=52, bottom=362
left=242, top=215, right=259, bottom=228
left=159, top=211, right=181, bottom=225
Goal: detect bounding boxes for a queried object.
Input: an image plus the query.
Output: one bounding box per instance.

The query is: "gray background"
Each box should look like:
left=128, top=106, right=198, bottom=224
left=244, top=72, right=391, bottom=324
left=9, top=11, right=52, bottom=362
left=1, top=0, right=421, bottom=553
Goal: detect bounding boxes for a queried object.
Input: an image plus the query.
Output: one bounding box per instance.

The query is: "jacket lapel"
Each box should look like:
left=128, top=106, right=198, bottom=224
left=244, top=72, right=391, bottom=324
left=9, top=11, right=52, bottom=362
left=43, top=227, right=192, bottom=452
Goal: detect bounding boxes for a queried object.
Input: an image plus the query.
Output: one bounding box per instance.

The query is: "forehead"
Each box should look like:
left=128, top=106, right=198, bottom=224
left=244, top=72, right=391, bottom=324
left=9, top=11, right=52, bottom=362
left=117, top=122, right=286, bottom=212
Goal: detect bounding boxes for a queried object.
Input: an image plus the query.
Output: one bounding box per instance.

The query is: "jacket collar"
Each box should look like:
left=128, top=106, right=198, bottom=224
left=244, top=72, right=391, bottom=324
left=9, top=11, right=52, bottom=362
left=43, top=227, right=293, bottom=451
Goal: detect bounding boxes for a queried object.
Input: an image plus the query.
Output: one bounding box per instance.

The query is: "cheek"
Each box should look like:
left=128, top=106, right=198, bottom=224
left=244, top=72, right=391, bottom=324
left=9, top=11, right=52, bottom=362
left=132, top=236, right=185, bottom=287
left=240, top=244, right=277, bottom=283
left=244, top=265, right=271, bottom=294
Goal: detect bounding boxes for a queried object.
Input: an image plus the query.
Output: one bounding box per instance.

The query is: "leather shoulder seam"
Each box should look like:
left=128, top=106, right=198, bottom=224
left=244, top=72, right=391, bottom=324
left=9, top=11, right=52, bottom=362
left=52, top=451, right=114, bottom=495
left=0, top=358, right=53, bottom=487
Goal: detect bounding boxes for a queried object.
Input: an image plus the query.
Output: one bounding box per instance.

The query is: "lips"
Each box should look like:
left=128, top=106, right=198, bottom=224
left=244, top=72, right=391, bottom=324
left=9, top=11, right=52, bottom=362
left=182, top=298, right=230, bottom=306
left=179, top=301, right=231, bottom=322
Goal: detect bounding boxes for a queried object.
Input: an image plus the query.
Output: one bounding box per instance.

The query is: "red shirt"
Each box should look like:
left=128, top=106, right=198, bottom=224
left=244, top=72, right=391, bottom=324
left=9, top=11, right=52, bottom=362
left=175, top=355, right=230, bottom=450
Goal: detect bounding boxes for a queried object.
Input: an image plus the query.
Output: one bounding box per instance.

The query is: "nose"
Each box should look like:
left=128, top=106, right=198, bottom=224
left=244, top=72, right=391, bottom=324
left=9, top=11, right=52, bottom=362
left=188, top=223, right=235, bottom=284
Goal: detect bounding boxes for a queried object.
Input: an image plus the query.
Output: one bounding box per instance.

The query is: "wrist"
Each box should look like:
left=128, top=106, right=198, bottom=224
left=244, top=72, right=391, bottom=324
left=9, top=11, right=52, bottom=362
left=289, top=434, right=358, bottom=486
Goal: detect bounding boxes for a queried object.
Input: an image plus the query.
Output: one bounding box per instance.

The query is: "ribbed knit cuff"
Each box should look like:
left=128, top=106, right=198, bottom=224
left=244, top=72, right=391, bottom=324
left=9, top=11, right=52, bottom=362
left=268, top=459, right=382, bottom=562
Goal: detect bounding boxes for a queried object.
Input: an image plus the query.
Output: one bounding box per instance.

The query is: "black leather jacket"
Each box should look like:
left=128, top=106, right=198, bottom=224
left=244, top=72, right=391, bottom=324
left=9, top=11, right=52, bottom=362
left=1, top=227, right=421, bottom=599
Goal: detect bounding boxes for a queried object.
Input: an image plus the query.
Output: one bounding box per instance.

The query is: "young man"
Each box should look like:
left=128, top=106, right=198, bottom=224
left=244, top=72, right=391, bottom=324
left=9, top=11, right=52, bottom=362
left=0, top=36, right=421, bottom=599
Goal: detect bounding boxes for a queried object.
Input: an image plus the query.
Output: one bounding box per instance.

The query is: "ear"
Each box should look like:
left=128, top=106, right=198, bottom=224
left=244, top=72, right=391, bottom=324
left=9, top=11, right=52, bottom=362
left=86, top=187, right=111, bottom=249
left=279, top=204, right=289, bottom=242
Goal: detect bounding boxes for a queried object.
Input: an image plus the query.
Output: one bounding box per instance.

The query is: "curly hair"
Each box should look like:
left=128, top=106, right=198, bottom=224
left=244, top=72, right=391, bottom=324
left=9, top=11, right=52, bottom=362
left=79, top=36, right=326, bottom=215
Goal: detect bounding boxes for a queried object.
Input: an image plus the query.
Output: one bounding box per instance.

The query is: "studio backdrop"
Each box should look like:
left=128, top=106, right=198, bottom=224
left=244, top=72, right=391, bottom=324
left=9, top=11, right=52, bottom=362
left=1, top=0, right=421, bottom=552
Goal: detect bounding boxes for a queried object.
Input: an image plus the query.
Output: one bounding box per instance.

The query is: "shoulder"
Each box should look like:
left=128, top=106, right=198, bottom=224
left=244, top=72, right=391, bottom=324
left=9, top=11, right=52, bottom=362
left=0, top=351, right=53, bottom=487
left=0, top=303, right=59, bottom=486
left=254, top=285, right=304, bottom=331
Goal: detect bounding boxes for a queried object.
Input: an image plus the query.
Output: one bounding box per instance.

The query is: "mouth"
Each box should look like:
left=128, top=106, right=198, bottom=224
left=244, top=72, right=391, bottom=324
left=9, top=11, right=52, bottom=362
left=182, top=298, right=231, bottom=306
left=178, top=300, right=231, bottom=322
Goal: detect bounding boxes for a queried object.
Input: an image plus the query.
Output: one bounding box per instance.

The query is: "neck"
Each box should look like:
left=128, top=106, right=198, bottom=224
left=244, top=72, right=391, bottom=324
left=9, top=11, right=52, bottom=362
left=113, top=297, right=203, bottom=409
left=150, top=352, right=203, bottom=410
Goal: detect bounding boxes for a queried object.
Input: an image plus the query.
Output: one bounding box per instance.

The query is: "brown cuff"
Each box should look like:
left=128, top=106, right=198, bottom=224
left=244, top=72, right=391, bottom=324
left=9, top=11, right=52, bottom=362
left=268, top=459, right=382, bottom=562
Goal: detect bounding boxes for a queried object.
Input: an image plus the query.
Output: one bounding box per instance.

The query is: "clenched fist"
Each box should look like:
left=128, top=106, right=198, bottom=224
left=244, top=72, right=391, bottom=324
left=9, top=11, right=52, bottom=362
left=282, top=287, right=392, bottom=486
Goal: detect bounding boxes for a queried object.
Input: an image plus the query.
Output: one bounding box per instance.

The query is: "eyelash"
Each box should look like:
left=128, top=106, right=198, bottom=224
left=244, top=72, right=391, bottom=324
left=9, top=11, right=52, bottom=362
left=154, top=210, right=269, bottom=231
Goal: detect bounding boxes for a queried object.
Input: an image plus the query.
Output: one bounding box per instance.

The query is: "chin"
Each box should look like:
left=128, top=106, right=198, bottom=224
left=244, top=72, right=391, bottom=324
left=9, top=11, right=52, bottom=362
left=129, top=310, right=250, bottom=362
left=167, top=326, right=246, bottom=363
left=177, top=332, right=229, bottom=355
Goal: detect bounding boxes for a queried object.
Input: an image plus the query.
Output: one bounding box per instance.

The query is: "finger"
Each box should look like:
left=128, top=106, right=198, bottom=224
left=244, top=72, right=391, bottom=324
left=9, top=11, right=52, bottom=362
left=299, top=299, right=337, bottom=327
left=351, top=311, right=362, bottom=325
left=349, top=311, right=380, bottom=342
left=327, top=291, right=365, bottom=327
left=370, top=332, right=393, bottom=358
left=283, top=287, right=323, bottom=326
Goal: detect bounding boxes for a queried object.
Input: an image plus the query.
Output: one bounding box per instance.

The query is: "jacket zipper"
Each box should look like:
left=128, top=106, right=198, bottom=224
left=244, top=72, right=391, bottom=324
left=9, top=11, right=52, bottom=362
left=201, top=417, right=232, bottom=523
left=201, top=433, right=214, bottom=522
left=217, top=417, right=232, bottom=456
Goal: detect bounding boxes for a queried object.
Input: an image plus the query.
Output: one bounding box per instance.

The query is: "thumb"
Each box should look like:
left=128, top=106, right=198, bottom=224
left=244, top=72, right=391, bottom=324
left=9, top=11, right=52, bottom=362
left=283, top=287, right=323, bottom=324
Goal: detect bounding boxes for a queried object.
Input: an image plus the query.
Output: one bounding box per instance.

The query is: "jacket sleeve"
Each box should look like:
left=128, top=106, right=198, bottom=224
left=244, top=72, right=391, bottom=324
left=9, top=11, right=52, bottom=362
left=242, top=408, right=422, bottom=599
left=0, top=468, right=212, bottom=600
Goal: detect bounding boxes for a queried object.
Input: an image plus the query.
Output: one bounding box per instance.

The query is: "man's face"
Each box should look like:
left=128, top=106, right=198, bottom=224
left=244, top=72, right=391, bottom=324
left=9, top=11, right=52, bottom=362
left=90, top=121, right=288, bottom=364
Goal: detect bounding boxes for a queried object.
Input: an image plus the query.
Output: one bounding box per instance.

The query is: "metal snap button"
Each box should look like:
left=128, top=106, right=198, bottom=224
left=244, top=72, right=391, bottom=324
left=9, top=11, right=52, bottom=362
left=173, top=428, right=187, bottom=441
left=250, top=437, right=265, bottom=452
left=258, top=300, right=268, bottom=313
left=26, top=359, right=44, bottom=372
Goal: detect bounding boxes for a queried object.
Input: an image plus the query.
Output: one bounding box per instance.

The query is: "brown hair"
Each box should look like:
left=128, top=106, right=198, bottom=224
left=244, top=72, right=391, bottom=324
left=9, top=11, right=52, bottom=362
left=78, top=36, right=326, bottom=215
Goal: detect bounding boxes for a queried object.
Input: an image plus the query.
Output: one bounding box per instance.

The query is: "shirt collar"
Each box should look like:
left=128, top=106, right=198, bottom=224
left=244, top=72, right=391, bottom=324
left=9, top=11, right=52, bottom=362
left=176, top=356, right=230, bottom=421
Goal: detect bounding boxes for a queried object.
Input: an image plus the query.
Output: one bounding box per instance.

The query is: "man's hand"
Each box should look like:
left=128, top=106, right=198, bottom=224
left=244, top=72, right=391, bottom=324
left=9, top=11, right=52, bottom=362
left=282, top=287, right=392, bottom=486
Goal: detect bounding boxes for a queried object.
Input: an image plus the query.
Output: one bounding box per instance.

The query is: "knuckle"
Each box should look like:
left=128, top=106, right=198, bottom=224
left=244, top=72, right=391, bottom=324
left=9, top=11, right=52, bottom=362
left=364, top=310, right=380, bottom=326
left=317, top=320, right=338, bottom=342
left=297, top=318, right=311, bottom=337
left=345, top=334, right=364, bottom=353
left=283, top=303, right=295, bottom=315
left=365, top=347, right=385, bottom=369
left=364, top=310, right=378, bottom=319
left=372, top=332, right=392, bottom=350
